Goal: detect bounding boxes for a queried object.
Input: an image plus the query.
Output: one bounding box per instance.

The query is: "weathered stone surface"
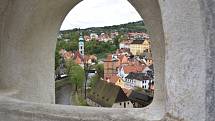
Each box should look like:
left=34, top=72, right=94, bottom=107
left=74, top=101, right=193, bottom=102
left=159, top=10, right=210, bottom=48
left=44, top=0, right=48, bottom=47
left=0, top=97, right=153, bottom=121
left=199, top=1, right=215, bottom=121
left=0, top=0, right=214, bottom=121
left=128, top=0, right=166, bottom=120
left=0, top=0, right=81, bottom=104
left=159, top=0, right=207, bottom=121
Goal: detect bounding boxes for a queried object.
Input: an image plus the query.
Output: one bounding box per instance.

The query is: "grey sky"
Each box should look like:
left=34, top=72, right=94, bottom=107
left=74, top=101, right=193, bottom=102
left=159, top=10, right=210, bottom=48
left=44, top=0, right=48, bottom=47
left=60, top=0, right=142, bottom=30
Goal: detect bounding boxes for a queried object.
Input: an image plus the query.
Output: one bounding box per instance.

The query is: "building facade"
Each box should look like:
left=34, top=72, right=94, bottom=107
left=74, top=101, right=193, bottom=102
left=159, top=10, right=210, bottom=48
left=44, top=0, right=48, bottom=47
left=130, top=39, right=150, bottom=55
left=79, top=33, right=84, bottom=57
left=103, top=54, right=120, bottom=80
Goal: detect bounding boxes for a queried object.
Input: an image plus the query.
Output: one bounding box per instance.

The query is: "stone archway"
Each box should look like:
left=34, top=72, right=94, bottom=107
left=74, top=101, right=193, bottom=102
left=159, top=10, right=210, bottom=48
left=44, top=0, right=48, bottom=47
left=0, top=0, right=214, bottom=121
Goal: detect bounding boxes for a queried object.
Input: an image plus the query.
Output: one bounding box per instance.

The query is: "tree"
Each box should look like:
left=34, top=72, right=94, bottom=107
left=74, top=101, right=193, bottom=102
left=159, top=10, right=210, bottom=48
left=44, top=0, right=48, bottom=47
left=55, top=50, right=61, bottom=70
left=70, top=31, right=79, bottom=42
left=113, top=35, right=120, bottom=48
left=95, top=64, right=104, bottom=78
left=84, top=40, right=117, bottom=60
left=89, top=74, right=100, bottom=88
left=66, top=59, right=85, bottom=92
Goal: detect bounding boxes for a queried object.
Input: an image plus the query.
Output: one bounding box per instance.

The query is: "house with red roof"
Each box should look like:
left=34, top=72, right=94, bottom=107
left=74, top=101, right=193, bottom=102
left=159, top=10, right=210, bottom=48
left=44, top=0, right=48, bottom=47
left=128, top=32, right=150, bottom=40
left=73, top=51, right=84, bottom=66
left=98, top=33, right=112, bottom=42
left=118, top=64, right=145, bottom=80
left=106, top=75, right=119, bottom=84
left=84, top=35, right=91, bottom=42
left=117, top=55, right=129, bottom=65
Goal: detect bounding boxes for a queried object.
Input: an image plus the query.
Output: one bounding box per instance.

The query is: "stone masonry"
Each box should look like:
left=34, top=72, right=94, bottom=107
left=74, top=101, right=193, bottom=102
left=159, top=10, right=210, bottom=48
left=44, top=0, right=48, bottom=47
left=0, top=0, right=214, bottom=121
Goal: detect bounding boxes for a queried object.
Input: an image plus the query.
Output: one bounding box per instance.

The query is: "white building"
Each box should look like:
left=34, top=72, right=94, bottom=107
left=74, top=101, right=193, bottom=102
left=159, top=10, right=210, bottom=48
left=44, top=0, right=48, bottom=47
left=79, top=33, right=84, bottom=57
left=124, top=72, right=153, bottom=90
left=119, top=40, right=132, bottom=49
left=90, top=33, right=98, bottom=40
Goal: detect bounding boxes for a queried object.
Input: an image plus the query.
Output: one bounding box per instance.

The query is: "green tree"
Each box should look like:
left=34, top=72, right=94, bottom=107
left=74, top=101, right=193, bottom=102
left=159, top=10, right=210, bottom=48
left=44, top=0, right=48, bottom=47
left=113, top=35, right=120, bottom=49
left=55, top=50, right=61, bottom=70
left=70, top=31, right=79, bottom=42
left=84, top=40, right=117, bottom=60
left=95, top=64, right=104, bottom=78
left=89, top=74, right=100, bottom=88
left=68, top=41, right=78, bottom=51
left=66, top=60, right=85, bottom=92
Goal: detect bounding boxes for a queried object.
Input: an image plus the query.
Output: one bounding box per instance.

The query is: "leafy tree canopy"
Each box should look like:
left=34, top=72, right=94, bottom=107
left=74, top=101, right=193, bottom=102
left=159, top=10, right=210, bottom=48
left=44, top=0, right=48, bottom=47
left=66, top=59, right=85, bottom=91
left=95, top=64, right=104, bottom=78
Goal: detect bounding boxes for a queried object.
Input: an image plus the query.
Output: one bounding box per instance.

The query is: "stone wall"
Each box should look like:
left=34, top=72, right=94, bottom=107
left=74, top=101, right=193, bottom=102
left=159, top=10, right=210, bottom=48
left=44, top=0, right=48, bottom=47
left=160, top=0, right=206, bottom=120
left=0, top=0, right=214, bottom=121
left=199, top=0, right=215, bottom=121
left=0, top=0, right=81, bottom=103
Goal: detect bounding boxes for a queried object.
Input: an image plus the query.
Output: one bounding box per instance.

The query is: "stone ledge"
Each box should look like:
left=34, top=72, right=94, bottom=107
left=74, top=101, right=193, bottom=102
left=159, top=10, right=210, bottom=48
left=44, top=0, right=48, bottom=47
left=0, top=96, right=167, bottom=121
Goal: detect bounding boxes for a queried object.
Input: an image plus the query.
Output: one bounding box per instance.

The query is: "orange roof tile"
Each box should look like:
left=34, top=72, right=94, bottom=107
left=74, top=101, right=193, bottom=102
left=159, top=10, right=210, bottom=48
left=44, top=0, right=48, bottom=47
left=104, top=54, right=114, bottom=62
left=123, top=65, right=145, bottom=74
left=89, top=55, right=97, bottom=60
left=63, top=51, right=73, bottom=60
left=73, top=51, right=84, bottom=64
left=117, top=55, right=128, bottom=64
left=109, top=75, right=120, bottom=84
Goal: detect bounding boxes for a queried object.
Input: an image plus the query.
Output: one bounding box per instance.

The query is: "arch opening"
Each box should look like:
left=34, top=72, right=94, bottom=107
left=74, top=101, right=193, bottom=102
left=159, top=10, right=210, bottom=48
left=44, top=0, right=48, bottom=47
left=54, top=0, right=162, bottom=110
left=0, top=0, right=166, bottom=120
left=0, top=0, right=213, bottom=121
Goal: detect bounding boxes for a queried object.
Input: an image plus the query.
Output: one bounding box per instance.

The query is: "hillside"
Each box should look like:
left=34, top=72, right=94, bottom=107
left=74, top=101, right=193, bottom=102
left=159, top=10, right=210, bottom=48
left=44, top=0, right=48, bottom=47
left=55, top=20, right=147, bottom=68
left=60, top=20, right=146, bottom=36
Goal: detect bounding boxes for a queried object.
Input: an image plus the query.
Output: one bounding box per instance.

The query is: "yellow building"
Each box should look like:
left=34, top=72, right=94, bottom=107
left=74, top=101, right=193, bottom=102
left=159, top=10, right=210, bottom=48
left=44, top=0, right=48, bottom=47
left=108, top=76, right=130, bottom=91
left=146, top=57, right=153, bottom=66
left=115, top=77, right=125, bottom=88
left=130, top=39, right=150, bottom=55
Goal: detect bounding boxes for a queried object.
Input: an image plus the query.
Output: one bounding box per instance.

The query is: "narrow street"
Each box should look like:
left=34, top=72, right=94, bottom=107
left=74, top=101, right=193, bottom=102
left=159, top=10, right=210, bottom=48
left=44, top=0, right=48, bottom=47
left=55, top=85, right=74, bottom=105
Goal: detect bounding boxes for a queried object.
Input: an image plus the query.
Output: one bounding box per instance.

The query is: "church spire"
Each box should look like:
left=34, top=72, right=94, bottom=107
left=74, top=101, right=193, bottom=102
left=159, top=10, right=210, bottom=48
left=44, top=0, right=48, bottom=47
left=79, top=31, right=84, bottom=57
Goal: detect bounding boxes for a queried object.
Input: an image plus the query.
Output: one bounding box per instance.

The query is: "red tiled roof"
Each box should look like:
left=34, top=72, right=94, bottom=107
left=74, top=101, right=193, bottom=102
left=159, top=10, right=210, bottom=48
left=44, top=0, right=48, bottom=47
left=120, top=40, right=133, bottom=44
left=89, top=55, right=97, bottom=60
left=123, top=65, right=145, bottom=74
left=84, top=55, right=89, bottom=63
left=109, top=75, right=120, bottom=84
left=117, top=55, right=128, bottom=64
left=83, top=55, right=98, bottom=63
left=73, top=51, right=84, bottom=64
left=104, top=54, right=114, bottom=62
left=63, top=51, right=73, bottom=60
left=128, top=32, right=149, bottom=36
left=74, top=51, right=84, bottom=59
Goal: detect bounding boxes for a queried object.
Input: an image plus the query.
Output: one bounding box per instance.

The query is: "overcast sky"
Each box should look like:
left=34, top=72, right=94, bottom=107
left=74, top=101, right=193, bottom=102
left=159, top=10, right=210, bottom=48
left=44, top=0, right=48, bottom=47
left=60, top=0, right=142, bottom=30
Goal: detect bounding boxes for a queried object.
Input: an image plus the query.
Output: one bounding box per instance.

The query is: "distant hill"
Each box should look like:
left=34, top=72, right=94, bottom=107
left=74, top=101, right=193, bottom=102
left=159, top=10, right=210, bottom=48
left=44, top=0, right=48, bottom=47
left=60, top=20, right=146, bottom=35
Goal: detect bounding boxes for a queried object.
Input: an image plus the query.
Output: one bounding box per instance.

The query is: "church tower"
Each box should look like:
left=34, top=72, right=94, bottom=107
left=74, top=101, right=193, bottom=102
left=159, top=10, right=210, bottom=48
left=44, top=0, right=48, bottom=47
left=79, top=32, right=84, bottom=57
